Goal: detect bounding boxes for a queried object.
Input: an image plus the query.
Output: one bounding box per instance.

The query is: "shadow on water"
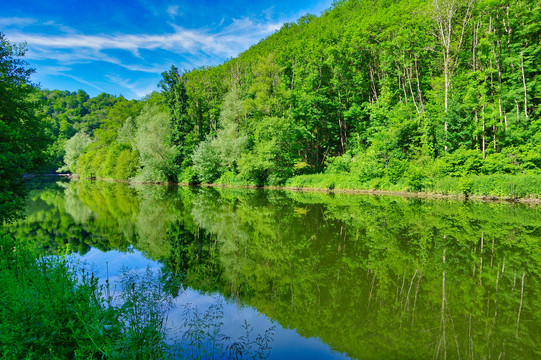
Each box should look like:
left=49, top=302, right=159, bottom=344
left=6, top=179, right=541, bottom=359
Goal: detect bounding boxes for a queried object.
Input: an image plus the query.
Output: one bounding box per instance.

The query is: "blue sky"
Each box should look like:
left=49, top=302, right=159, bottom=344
left=1, top=0, right=333, bottom=99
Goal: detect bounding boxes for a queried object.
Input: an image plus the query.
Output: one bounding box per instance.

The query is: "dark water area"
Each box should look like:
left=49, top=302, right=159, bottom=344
left=6, top=179, right=541, bottom=359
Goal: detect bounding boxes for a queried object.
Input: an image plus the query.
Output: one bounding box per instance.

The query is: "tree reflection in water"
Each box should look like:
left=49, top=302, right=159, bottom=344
left=8, top=179, right=541, bottom=359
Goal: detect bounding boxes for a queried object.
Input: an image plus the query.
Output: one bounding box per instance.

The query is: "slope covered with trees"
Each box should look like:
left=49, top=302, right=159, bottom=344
left=60, top=0, right=541, bottom=197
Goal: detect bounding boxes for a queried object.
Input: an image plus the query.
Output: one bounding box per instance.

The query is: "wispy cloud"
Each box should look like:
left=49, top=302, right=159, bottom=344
left=1, top=1, right=333, bottom=99
left=7, top=16, right=282, bottom=61
left=167, top=5, right=180, bottom=18
left=0, top=17, right=37, bottom=27
left=106, top=74, right=158, bottom=98
left=63, top=74, right=107, bottom=93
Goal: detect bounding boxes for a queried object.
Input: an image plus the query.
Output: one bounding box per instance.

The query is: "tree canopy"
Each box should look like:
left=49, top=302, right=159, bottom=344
left=18, top=0, right=541, bottom=197
left=0, top=32, right=49, bottom=222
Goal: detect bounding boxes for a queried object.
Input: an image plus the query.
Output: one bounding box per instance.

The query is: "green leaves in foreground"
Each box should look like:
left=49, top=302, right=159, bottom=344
left=0, top=233, right=170, bottom=359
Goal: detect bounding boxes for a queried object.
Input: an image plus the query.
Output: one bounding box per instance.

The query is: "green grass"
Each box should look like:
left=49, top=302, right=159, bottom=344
left=286, top=173, right=541, bottom=199
left=0, top=232, right=170, bottom=359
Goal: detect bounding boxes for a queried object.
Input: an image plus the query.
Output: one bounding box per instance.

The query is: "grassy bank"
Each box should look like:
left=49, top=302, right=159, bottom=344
left=68, top=171, right=541, bottom=202
left=285, top=173, right=541, bottom=200
left=0, top=231, right=170, bottom=359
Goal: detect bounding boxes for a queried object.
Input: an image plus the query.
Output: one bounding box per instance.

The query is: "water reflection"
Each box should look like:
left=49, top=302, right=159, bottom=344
left=8, top=179, right=541, bottom=359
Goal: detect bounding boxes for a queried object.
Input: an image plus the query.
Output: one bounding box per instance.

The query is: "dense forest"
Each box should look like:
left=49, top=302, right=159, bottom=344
left=42, top=0, right=540, bottom=196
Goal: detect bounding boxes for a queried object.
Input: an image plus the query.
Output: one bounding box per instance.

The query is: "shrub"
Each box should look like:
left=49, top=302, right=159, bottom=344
left=114, top=148, right=139, bottom=180
left=350, top=152, right=385, bottom=182
left=436, top=148, right=483, bottom=177
left=385, top=158, right=408, bottom=184
left=481, top=152, right=519, bottom=175
left=325, top=153, right=353, bottom=174
left=405, top=166, right=428, bottom=192
left=178, top=166, right=199, bottom=184
left=192, top=137, right=223, bottom=183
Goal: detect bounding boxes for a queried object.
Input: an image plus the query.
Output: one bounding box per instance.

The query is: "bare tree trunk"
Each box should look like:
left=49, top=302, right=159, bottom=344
left=482, top=106, right=486, bottom=158
left=406, top=56, right=421, bottom=114
left=521, top=52, right=529, bottom=119
left=369, top=64, right=378, bottom=102
left=414, top=56, right=425, bottom=112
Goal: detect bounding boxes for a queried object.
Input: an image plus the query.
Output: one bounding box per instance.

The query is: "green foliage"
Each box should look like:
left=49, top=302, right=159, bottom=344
left=404, top=166, right=429, bottom=192
left=58, top=131, right=91, bottom=173
left=40, top=89, right=128, bottom=172
left=192, top=136, right=223, bottom=183
left=481, top=152, right=520, bottom=175
left=0, top=233, right=174, bottom=359
left=325, top=153, right=353, bottom=174
left=350, top=151, right=385, bottom=182
left=159, top=66, right=192, bottom=166
left=9, top=180, right=541, bottom=359
left=134, top=102, right=179, bottom=182
left=117, top=267, right=173, bottom=358
left=114, top=148, right=140, bottom=180
left=435, top=148, right=484, bottom=177
left=213, top=88, right=248, bottom=172
left=384, top=158, right=408, bottom=184
left=20, top=0, right=541, bottom=197
left=0, top=33, right=50, bottom=222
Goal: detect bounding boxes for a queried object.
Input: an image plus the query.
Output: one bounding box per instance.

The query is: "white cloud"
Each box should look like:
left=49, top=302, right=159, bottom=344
left=106, top=74, right=158, bottom=98
left=1, top=6, right=323, bottom=99
left=0, top=17, right=36, bottom=28
left=5, top=15, right=282, bottom=64
left=167, top=5, right=180, bottom=18
left=63, top=74, right=107, bottom=93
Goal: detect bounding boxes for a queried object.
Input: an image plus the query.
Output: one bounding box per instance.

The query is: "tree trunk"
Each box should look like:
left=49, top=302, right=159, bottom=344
left=521, top=52, right=529, bottom=119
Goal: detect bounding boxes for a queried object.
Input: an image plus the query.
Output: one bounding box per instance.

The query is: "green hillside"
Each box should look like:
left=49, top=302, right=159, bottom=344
left=50, top=0, right=541, bottom=196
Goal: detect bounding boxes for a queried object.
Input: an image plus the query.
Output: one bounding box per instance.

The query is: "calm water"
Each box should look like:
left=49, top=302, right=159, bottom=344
left=7, top=179, right=541, bottom=359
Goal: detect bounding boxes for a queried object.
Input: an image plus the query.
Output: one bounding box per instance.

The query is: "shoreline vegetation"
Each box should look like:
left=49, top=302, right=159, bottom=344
left=36, top=173, right=541, bottom=204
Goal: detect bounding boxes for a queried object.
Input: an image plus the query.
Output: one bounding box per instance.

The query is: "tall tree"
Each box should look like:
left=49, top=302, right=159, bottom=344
left=431, top=0, right=475, bottom=151
left=159, top=66, right=191, bottom=166
left=0, top=33, right=49, bottom=222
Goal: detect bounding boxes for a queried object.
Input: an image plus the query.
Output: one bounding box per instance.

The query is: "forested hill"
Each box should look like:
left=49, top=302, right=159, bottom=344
left=54, top=0, right=541, bottom=195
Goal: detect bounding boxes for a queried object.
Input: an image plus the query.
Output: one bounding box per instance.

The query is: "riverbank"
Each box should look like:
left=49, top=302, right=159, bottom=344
left=41, top=172, right=541, bottom=205
left=283, top=173, right=541, bottom=204
left=0, top=231, right=169, bottom=358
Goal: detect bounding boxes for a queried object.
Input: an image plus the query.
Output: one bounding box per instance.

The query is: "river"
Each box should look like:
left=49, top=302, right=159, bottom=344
left=7, top=179, right=541, bottom=359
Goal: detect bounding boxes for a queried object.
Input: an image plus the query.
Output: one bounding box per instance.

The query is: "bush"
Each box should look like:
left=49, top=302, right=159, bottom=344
left=192, top=137, right=223, bottom=183
left=458, top=176, right=474, bottom=196
left=114, top=148, right=139, bottom=180
left=482, top=152, right=519, bottom=175
left=178, top=166, right=199, bottom=184
left=405, top=166, right=429, bottom=192
left=325, top=153, right=353, bottom=174
left=350, top=152, right=385, bottom=182
left=436, top=148, right=483, bottom=177
left=385, top=158, right=408, bottom=184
